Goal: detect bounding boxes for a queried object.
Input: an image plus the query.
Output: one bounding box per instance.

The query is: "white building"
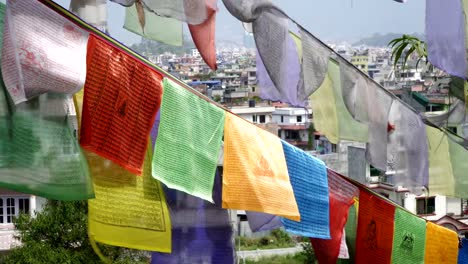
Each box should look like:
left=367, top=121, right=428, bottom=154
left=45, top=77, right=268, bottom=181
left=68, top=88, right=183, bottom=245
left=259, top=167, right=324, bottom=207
left=228, top=106, right=275, bottom=124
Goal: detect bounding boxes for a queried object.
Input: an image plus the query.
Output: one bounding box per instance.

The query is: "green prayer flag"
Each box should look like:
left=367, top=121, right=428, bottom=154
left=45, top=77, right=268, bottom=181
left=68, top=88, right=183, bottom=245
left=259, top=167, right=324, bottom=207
left=391, top=208, right=426, bottom=264
left=310, top=59, right=368, bottom=144
left=124, top=3, right=183, bottom=46
left=426, top=126, right=455, bottom=196
left=448, top=137, right=468, bottom=198
left=0, top=93, right=93, bottom=200
left=152, top=78, right=225, bottom=202
left=338, top=203, right=358, bottom=264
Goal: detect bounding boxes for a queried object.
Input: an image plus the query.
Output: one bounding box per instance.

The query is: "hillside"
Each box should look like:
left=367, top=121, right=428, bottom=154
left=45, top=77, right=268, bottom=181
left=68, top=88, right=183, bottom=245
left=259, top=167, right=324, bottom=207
left=353, top=32, right=425, bottom=47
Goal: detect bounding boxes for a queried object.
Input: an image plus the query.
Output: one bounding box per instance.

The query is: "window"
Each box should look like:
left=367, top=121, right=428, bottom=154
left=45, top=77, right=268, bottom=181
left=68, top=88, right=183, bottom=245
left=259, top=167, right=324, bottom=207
left=285, top=130, right=300, bottom=140
left=281, top=115, right=284, bottom=123
left=416, top=197, right=435, bottom=215
left=252, top=115, right=257, bottom=123
left=296, top=116, right=302, bottom=123
left=259, top=115, right=266, bottom=123
left=331, top=143, right=337, bottom=153
left=252, top=87, right=255, bottom=92
left=447, top=127, right=458, bottom=134
left=0, top=197, right=30, bottom=224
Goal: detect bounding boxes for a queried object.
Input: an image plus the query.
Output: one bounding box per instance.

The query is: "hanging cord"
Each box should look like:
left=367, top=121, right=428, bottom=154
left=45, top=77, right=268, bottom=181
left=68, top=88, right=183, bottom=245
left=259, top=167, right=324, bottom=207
left=89, top=233, right=112, bottom=264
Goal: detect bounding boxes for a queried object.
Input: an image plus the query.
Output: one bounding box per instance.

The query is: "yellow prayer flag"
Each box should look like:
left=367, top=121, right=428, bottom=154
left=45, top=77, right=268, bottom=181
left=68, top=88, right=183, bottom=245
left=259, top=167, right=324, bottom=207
left=87, top=144, right=171, bottom=252
left=222, top=112, right=300, bottom=221
left=424, top=222, right=458, bottom=264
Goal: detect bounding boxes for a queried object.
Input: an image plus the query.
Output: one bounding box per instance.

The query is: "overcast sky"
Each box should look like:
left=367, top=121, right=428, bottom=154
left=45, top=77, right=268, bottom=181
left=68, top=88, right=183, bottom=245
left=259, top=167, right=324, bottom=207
left=52, top=0, right=425, bottom=46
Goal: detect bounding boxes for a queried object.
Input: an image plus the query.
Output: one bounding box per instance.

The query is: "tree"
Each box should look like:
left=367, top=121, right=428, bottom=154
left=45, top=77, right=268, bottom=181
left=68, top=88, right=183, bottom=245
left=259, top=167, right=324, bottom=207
left=2, top=200, right=149, bottom=264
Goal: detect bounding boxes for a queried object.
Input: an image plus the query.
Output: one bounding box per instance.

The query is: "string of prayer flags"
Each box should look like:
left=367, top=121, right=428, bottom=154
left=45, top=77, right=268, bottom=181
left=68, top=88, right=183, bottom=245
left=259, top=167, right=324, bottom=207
left=424, top=222, right=459, bottom=264
left=299, top=27, right=330, bottom=99
left=280, top=141, right=330, bottom=238
left=355, top=190, right=395, bottom=264
left=458, top=238, right=468, bottom=264
left=2, top=0, right=89, bottom=104
left=366, top=86, right=393, bottom=171
left=391, top=208, right=426, bottom=264
left=188, top=0, right=218, bottom=70
left=222, top=112, right=300, bottom=221
left=151, top=176, right=234, bottom=264
left=69, top=0, right=108, bottom=33
left=426, top=125, right=455, bottom=196
left=246, top=211, right=282, bottom=232
left=426, top=0, right=467, bottom=79
left=124, top=3, right=183, bottom=46
left=311, top=169, right=359, bottom=264
left=152, top=78, right=224, bottom=202
left=0, top=92, right=93, bottom=200
left=80, top=34, right=163, bottom=175
left=87, top=144, right=171, bottom=252
left=256, top=33, right=304, bottom=107
left=387, top=100, right=429, bottom=194
left=310, top=59, right=368, bottom=144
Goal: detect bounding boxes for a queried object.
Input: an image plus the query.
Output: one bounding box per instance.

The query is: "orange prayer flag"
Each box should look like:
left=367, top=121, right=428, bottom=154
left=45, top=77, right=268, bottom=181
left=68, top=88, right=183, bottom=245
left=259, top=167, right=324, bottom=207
left=222, top=112, right=300, bottom=221
left=188, top=0, right=217, bottom=70
left=355, top=190, right=395, bottom=264
left=80, top=34, right=163, bottom=175
left=424, top=222, right=459, bottom=264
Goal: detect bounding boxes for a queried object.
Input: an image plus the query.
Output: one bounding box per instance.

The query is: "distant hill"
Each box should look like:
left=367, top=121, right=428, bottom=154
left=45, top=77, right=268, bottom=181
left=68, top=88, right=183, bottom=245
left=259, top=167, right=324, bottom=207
left=130, top=36, right=195, bottom=56
left=353, top=33, right=425, bottom=47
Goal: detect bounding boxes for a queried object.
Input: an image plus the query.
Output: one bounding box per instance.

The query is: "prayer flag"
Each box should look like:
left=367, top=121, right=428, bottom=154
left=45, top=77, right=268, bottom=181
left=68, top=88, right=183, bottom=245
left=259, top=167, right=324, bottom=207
left=246, top=211, right=282, bottom=232
left=458, top=238, right=468, bottom=264
left=188, top=0, right=217, bottom=70
left=355, top=190, right=395, bottom=264
left=2, top=0, right=88, bottom=104
left=426, top=0, right=467, bottom=79
left=124, top=3, right=183, bottom=46
left=311, top=169, right=359, bottom=263
left=0, top=91, right=93, bottom=200
left=426, top=126, right=455, bottom=196
left=80, top=34, right=163, bottom=175
left=87, top=143, right=171, bottom=252
left=387, top=100, right=429, bottom=194
left=310, top=59, right=368, bottom=144
left=391, top=208, right=426, bottom=264
left=424, top=222, right=459, bottom=264
left=222, top=112, right=300, bottom=221
left=152, top=78, right=224, bottom=202
left=281, top=141, right=330, bottom=238
left=151, top=172, right=234, bottom=264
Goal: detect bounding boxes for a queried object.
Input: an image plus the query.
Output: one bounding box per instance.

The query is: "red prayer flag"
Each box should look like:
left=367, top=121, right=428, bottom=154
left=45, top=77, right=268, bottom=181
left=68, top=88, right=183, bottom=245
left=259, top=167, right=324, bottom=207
left=188, top=0, right=217, bottom=70
left=311, top=169, right=359, bottom=264
left=80, top=34, right=163, bottom=174
left=355, top=189, right=395, bottom=264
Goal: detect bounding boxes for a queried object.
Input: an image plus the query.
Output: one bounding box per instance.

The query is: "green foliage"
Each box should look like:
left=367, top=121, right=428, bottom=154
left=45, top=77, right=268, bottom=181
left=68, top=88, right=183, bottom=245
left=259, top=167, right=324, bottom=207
left=388, top=34, right=428, bottom=71
left=1, top=200, right=148, bottom=264
left=299, top=242, right=316, bottom=264
left=245, top=253, right=308, bottom=264
left=213, top=94, right=222, bottom=102
left=235, top=229, right=296, bottom=251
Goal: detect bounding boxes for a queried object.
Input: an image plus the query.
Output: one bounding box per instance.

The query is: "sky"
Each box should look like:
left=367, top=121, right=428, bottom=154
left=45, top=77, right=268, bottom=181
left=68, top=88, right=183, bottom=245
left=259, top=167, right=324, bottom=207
left=53, top=0, right=425, bottom=46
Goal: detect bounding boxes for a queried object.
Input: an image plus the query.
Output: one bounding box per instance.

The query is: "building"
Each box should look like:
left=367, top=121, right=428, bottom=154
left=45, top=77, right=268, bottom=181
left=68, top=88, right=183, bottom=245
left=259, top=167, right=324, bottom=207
left=228, top=105, right=275, bottom=124
left=272, top=107, right=312, bottom=150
